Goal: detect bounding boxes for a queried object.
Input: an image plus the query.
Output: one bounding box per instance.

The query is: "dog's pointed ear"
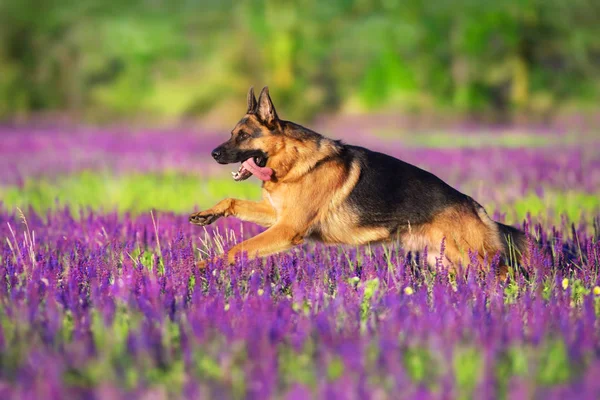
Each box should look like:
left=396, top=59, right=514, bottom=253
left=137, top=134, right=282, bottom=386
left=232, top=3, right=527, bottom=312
left=246, top=87, right=257, bottom=114
left=256, top=86, right=278, bottom=124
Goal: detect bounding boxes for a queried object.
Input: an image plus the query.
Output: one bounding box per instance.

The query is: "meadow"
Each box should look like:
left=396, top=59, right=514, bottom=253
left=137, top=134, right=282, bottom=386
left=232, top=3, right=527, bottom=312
left=0, top=121, right=599, bottom=399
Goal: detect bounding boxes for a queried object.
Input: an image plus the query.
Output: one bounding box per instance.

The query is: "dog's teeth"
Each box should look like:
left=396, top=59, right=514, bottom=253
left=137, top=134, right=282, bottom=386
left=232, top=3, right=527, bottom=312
left=231, top=171, right=236, bottom=176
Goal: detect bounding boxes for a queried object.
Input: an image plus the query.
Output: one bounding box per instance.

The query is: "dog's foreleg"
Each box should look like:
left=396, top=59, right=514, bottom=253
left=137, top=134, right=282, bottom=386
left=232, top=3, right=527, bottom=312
left=224, top=223, right=304, bottom=264
left=189, top=198, right=276, bottom=227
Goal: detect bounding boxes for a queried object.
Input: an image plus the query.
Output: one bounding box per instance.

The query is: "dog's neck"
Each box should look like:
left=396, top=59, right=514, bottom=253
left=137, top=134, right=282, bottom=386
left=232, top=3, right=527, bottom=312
left=267, top=121, right=342, bottom=183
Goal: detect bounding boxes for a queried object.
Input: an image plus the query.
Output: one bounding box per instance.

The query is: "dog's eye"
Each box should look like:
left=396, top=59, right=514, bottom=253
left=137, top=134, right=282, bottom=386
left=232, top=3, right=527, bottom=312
left=239, top=132, right=250, bottom=140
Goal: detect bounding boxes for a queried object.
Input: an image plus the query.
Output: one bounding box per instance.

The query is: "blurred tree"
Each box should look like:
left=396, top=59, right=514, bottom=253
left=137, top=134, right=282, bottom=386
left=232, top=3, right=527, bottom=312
left=0, top=0, right=598, bottom=121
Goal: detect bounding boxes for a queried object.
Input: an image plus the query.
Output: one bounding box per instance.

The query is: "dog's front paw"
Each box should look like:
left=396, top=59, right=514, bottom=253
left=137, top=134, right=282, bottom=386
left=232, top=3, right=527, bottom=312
left=189, top=211, right=221, bottom=226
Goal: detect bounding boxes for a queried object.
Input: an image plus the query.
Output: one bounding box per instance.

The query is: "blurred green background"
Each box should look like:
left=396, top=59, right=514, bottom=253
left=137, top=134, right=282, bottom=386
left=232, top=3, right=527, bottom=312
left=1, top=0, right=599, bottom=123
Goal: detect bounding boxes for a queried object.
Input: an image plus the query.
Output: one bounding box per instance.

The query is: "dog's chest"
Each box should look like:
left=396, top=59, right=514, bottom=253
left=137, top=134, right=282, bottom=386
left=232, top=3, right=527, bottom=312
left=265, top=190, right=283, bottom=215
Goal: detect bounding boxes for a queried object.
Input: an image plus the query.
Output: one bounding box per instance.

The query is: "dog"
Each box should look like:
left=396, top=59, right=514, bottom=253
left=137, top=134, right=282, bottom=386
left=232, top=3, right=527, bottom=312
left=189, top=87, right=528, bottom=279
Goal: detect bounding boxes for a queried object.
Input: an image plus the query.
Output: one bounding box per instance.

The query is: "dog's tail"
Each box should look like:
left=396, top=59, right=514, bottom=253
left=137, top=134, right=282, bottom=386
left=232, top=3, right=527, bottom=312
left=473, top=201, right=529, bottom=278
left=495, top=221, right=528, bottom=266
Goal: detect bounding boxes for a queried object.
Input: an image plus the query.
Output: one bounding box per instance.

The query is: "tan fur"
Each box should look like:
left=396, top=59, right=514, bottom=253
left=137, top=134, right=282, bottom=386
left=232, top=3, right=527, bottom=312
left=198, top=198, right=277, bottom=227
left=192, top=132, right=509, bottom=278
left=193, top=132, right=388, bottom=264
left=397, top=205, right=508, bottom=278
left=191, top=87, right=512, bottom=279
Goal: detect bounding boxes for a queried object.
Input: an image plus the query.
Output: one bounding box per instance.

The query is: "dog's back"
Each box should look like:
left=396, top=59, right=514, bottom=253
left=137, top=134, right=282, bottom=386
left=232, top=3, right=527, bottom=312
left=335, top=145, right=527, bottom=276
left=345, top=145, right=470, bottom=229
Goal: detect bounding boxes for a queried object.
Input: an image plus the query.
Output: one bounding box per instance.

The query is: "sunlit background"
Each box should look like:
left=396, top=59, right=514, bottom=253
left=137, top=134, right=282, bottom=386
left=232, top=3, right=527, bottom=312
left=1, top=0, right=599, bottom=218
left=1, top=1, right=600, bottom=398
left=2, top=0, right=600, bottom=122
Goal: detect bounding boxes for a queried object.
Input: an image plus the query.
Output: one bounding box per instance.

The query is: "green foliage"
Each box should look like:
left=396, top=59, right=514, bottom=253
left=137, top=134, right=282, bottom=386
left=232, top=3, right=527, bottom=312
left=0, top=0, right=598, bottom=120
left=508, top=191, right=600, bottom=222
left=504, top=282, right=521, bottom=305
left=537, top=340, right=571, bottom=385
left=403, top=347, right=438, bottom=384
left=495, top=346, right=529, bottom=397
left=380, top=131, right=575, bottom=148
left=453, top=347, right=483, bottom=398
left=193, top=352, right=223, bottom=381
left=0, top=172, right=261, bottom=215
left=2, top=172, right=596, bottom=223
left=360, top=278, right=380, bottom=322
left=278, top=343, right=317, bottom=388
left=327, top=356, right=345, bottom=381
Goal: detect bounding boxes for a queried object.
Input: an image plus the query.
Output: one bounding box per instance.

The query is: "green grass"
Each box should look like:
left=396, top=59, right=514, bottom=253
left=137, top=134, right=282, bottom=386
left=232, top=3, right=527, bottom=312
left=0, top=171, right=261, bottom=215
left=374, top=131, right=586, bottom=148
left=0, top=171, right=597, bottom=221
left=506, top=191, right=600, bottom=222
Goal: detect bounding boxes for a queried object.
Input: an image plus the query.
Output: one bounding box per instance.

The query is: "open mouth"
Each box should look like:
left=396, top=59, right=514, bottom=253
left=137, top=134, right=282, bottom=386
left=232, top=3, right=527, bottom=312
left=231, top=156, right=273, bottom=181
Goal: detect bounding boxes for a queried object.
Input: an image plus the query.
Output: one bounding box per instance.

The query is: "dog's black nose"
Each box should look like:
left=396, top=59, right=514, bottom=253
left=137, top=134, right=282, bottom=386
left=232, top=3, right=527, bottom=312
left=211, top=148, right=222, bottom=160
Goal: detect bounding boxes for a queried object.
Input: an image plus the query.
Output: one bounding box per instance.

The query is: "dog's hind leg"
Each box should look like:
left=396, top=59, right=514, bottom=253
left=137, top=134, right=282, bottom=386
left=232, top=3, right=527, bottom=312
left=420, top=204, right=510, bottom=278
left=189, top=198, right=277, bottom=227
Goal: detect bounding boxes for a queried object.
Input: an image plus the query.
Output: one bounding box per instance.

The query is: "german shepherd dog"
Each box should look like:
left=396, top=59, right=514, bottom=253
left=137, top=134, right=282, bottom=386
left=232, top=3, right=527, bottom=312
left=189, top=87, right=527, bottom=278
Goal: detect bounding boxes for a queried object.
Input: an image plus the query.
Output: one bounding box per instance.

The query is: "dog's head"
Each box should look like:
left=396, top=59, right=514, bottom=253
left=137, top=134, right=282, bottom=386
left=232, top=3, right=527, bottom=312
left=211, top=87, right=285, bottom=181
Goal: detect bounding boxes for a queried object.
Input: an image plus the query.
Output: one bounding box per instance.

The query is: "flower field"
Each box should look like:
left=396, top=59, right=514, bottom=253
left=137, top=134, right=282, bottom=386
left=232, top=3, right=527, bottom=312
left=0, top=123, right=599, bottom=399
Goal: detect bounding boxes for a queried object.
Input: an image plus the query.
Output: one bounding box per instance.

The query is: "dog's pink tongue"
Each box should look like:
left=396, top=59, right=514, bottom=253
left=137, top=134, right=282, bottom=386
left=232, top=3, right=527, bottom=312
left=242, top=158, right=273, bottom=181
